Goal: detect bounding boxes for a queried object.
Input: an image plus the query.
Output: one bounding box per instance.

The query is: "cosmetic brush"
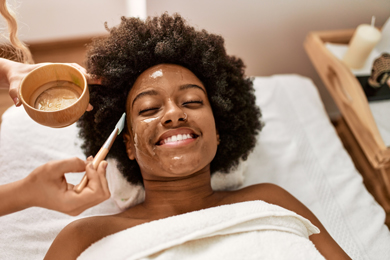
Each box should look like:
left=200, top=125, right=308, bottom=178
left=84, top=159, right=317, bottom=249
left=74, top=112, right=126, bottom=193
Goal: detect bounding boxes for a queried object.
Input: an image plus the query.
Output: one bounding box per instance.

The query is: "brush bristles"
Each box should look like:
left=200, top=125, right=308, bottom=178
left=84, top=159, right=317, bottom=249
left=116, top=113, right=126, bottom=135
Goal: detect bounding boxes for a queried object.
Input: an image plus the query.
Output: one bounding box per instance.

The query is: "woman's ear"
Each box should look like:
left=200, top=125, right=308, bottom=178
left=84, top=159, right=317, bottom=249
left=123, top=133, right=135, bottom=160
left=216, top=130, right=220, bottom=145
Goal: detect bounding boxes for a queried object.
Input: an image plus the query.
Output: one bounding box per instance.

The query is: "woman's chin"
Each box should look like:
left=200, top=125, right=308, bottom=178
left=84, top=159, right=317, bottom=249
left=162, top=161, right=209, bottom=177
left=165, top=165, right=198, bottom=176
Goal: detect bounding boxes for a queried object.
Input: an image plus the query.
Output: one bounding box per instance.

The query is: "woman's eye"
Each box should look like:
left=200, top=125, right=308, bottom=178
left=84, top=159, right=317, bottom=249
left=182, top=100, right=203, bottom=107
left=139, top=107, right=159, bottom=115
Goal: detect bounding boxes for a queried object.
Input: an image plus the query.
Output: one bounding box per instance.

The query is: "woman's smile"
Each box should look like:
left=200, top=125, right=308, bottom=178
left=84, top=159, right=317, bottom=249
left=155, top=128, right=199, bottom=147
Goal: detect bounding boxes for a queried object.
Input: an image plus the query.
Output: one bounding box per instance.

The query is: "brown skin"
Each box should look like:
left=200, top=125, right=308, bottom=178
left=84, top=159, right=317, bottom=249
left=45, top=64, right=351, bottom=260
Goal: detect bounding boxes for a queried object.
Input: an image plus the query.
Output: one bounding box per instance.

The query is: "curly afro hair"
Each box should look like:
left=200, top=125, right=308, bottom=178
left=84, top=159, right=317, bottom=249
left=77, top=13, right=263, bottom=185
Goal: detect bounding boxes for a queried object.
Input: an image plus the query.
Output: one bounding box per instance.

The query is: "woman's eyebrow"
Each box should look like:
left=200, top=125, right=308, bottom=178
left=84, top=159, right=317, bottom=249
left=132, top=90, right=159, bottom=108
left=132, top=84, right=205, bottom=108
left=179, top=84, right=206, bottom=94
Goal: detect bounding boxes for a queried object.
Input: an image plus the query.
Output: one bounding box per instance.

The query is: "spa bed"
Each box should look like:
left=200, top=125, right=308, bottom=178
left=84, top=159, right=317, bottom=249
left=0, top=75, right=389, bottom=259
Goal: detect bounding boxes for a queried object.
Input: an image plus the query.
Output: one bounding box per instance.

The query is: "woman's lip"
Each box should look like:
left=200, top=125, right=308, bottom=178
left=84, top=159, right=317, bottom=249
left=156, top=128, right=199, bottom=145
left=158, top=135, right=198, bottom=147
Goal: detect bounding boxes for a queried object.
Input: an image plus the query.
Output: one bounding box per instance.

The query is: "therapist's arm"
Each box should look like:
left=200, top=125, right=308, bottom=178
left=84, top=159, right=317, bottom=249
left=0, top=157, right=110, bottom=216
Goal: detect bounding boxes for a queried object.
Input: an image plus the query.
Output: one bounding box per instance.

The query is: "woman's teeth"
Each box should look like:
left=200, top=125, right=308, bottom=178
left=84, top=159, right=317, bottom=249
left=161, top=134, right=194, bottom=145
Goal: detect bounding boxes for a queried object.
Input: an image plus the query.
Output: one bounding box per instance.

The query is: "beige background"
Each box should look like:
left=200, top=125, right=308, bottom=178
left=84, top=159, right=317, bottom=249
left=2, top=0, right=390, bottom=117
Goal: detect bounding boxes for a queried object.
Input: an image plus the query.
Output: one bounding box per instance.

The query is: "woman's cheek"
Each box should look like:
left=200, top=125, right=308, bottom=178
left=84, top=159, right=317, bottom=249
left=133, top=117, right=160, bottom=158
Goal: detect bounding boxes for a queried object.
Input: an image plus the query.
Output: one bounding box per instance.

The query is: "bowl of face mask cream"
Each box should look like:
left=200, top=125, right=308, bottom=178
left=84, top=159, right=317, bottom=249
left=19, top=63, right=89, bottom=128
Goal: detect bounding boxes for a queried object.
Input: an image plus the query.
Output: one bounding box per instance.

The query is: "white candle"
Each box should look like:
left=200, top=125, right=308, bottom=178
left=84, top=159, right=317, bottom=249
left=342, top=23, right=381, bottom=69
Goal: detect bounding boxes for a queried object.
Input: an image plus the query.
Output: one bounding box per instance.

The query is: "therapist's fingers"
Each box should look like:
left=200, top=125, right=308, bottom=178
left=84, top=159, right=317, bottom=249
left=53, top=159, right=109, bottom=216
left=86, top=103, right=93, bottom=111
left=30, top=157, right=85, bottom=183
left=7, top=62, right=51, bottom=106
left=8, top=82, right=21, bottom=106
left=68, top=63, right=97, bottom=113
left=95, top=161, right=110, bottom=196
left=67, top=183, right=75, bottom=190
left=50, top=157, right=86, bottom=177
left=68, top=63, right=102, bottom=85
left=85, top=161, right=110, bottom=198
left=65, top=161, right=110, bottom=216
left=85, top=155, right=93, bottom=164
left=87, top=77, right=102, bottom=85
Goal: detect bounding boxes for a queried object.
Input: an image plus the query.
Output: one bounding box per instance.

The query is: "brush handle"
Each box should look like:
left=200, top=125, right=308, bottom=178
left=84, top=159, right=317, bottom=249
left=74, top=128, right=118, bottom=193
left=74, top=175, right=89, bottom=194
left=74, top=148, right=109, bottom=193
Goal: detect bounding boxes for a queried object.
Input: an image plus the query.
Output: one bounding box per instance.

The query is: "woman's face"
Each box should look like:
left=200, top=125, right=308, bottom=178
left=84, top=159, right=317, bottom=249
left=124, top=64, right=219, bottom=180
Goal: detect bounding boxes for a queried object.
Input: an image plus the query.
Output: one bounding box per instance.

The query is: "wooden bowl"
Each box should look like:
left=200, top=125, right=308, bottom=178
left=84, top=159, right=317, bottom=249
left=19, top=64, right=89, bottom=128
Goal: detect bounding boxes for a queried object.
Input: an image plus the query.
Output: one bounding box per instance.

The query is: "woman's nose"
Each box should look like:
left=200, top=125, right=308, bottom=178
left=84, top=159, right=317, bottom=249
left=161, top=101, right=187, bottom=126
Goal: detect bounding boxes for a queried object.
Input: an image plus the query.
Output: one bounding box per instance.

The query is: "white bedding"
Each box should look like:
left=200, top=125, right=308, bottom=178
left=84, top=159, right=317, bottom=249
left=78, top=200, right=324, bottom=260
left=0, top=74, right=389, bottom=259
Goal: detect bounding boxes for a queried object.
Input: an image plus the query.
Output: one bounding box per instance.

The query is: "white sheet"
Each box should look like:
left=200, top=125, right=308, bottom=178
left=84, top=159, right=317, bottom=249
left=78, top=201, right=323, bottom=260
left=368, top=100, right=390, bottom=147
left=0, top=75, right=389, bottom=259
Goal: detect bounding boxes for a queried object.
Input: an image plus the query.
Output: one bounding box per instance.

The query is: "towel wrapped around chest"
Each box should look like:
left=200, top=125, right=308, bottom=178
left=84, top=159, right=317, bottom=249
left=78, top=200, right=324, bottom=260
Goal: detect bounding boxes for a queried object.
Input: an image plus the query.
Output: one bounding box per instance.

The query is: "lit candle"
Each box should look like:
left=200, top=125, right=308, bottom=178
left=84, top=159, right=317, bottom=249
left=342, top=16, right=381, bottom=69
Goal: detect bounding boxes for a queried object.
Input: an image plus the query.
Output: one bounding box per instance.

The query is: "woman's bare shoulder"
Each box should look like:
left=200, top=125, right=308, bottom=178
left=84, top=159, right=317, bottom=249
left=44, top=214, right=137, bottom=260
left=222, top=183, right=291, bottom=204
left=222, top=183, right=310, bottom=216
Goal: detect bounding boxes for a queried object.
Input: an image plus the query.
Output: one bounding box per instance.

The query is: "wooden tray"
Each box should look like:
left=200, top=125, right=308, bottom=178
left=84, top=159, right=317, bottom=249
left=304, top=29, right=390, bottom=221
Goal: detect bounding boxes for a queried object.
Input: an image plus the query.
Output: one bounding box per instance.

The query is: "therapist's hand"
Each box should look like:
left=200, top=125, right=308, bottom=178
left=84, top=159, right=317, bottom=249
left=0, top=58, right=99, bottom=110
left=23, top=157, right=111, bottom=216
left=0, top=58, right=42, bottom=105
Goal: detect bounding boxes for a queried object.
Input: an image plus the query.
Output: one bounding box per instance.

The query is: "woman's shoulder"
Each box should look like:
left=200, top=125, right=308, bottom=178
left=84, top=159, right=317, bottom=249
left=221, top=183, right=310, bottom=217
left=222, top=183, right=290, bottom=203
left=44, top=215, right=138, bottom=260
left=64, top=215, right=125, bottom=238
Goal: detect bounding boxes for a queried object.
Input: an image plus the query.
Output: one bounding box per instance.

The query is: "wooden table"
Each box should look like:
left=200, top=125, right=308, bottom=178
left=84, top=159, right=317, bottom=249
left=304, top=29, right=390, bottom=226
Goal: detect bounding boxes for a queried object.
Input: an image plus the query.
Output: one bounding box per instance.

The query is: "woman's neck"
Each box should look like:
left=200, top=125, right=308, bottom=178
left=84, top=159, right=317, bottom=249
left=140, top=168, right=220, bottom=217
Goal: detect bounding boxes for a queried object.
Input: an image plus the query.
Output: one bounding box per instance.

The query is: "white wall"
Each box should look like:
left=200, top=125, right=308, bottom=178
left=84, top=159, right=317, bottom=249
left=147, top=0, right=390, bottom=117
left=2, top=0, right=390, bottom=117
left=3, top=0, right=127, bottom=41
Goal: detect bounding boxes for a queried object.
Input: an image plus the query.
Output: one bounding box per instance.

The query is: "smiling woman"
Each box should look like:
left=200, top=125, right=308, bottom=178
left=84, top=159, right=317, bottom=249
left=77, top=13, right=262, bottom=186
left=44, top=13, right=351, bottom=260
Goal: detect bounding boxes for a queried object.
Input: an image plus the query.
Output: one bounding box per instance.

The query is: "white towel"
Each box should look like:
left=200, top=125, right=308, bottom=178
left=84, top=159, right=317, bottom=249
left=78, top=200, right=324, bottom=260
